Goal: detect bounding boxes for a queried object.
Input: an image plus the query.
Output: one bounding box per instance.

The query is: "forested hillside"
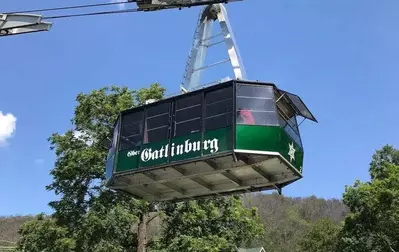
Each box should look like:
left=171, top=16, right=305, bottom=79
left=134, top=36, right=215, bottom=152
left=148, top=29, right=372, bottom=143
left=0, top=216, right=34, bottom=247
left=0, top=193, right=347, bottom=251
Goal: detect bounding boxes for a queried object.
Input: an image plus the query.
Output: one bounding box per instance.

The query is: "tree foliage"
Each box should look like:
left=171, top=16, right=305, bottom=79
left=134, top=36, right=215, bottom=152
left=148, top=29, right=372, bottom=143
left=155, top=196, right=264, bottom=251
left=17, top=84, right=164, bottom=252
left=299, top=218, right=341, bottom=252
left=337, top=145, right=399, bottom=252
left=296, top=145, right=399, bottom=252
left=17, top=214, right=75, bottom=252
left=152, top=235, right=236, bottom=252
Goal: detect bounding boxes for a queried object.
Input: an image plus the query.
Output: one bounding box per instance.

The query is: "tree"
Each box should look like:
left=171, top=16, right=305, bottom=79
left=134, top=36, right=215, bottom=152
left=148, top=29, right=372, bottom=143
left=17, top=214, right=75, bottom=252
left=299, top=218, right=341, bottom=252
left=337, top=145, right=399, bottom=252
left=17, top=84, right=165, bottom=252
left=151, top=235, right=236, bottom=252
left=153, top=196, right=264, bottom=251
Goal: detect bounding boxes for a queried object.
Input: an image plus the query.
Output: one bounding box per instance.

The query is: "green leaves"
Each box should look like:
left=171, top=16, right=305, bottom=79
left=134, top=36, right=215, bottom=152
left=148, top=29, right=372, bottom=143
left=17, top=84, right=166, bottom=252
left=369, top=145, right=399, bottom=180
left=296, top=144, right=399, bottom=252
left=299, top=218, right=341, bottom=252
left=338, top=160, right=399, bottom=252
left=157, top=196, right=264, bottom=250
left=17, top=214, right=76, bottom=252
left=152, top=235, right=236, bottom=252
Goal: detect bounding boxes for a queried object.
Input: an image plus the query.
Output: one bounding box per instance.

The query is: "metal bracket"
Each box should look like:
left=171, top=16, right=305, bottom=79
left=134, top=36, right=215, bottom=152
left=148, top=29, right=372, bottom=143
left=181, top=3, right=246, bottom=93
left=0, top=13, right=52, bottom=37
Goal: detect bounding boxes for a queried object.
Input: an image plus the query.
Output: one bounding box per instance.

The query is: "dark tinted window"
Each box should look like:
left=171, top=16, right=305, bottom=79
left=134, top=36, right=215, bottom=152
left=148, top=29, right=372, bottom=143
left=122, top=122, right=142, bottom=136
left=176, top=93, right=202, bottom=109
left=120, top=111, right=143, bottom=150
left=205, top=86, right=232, bottom=104
left=147, top=102, right=170, bottom=117
left=145, top=102, right=171, bottom=143
left=176, top=105, right=202, bottom=122
left=147, top=113, right=169, bottom=129
left=176, top=118, right=201, bottom=136
left=174, top=93, right=202, bottom=137
left=147, top=126, right=169, bottom=142
left=205, top=85, right=233, bottom=131
left=206, top=99, right=233, bottom=118
left=205, top=113, right=232, bottom=131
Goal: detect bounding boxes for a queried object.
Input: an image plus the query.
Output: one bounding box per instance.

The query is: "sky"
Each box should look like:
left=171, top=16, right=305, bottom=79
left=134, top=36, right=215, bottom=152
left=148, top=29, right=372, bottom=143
left=1, top=0, right=398, bottom=216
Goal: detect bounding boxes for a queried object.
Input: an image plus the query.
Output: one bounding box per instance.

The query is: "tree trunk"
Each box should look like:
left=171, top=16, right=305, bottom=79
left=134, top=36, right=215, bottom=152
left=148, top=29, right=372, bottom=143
left=137, top=213, right=148, bottom=252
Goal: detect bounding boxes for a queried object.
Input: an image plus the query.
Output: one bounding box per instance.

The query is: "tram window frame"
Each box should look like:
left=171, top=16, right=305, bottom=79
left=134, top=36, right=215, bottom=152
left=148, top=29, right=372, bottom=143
left=204, top=85, right=234, bottom=131
left=144, top=101, right=171, bottom=143
left=108, top=117, right=121, bottom=159
left=275, top=94, right=302, bottom=147
left=174, top=93, right=203, bottom=137
left=119, top=110, right=144, bottom=151
left=236, top=84, right=279, bottom=126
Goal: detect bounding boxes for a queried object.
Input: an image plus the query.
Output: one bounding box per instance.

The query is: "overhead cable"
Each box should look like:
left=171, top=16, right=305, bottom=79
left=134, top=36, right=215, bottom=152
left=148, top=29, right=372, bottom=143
left=4, top=0, right=243, bottom=21
left=4, top=1, right=130, bottom=14
left=44, top=8, right=139, bottom=20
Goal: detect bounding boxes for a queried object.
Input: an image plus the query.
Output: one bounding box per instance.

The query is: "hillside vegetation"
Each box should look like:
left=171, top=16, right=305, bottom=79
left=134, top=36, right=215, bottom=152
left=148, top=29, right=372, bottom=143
left=0, top=193, right=348, bottom=252
left=0, top=216, right=34, bottom=248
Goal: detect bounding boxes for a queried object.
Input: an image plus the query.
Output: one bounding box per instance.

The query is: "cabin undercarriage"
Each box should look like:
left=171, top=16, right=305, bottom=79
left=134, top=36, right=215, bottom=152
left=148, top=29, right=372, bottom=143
left=110, top=151, right=301, bottom=201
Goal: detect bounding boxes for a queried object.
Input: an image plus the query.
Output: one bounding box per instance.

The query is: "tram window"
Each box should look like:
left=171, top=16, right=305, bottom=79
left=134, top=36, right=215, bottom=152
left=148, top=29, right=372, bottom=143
left=176, top=93, right=202, bottom=109
left=206, top=86, right=233, bottom=105
left=176, top=118, right=201, bottom=136
left=120, top=111, right=144, bottom=151
left=205, top=113, right=233, bottom=131
left=236, top=97, right=275, bottom=112
left=108, top=118, right=120, bottom=159
left=174, top=93, right=202, bottom=137
left=236, top=84, right=274, bottom=98
left=205, top=86, right=233, bottom=131
left=175, top=103, right=202, bottom=122
left=122, top=122, right=142, bottom=136
left=206, top=99, right=233, bottom=118
left=147, top=126, right=169, bottom=142
left=277, top=104, right=302, bottom=146
left=144, top=102, right=171, bottom=143
left=147, top=102, right=170, bottom=117
left=236, top=84, right=278, bottom=126
left=147, top=113, right=169, bottom=129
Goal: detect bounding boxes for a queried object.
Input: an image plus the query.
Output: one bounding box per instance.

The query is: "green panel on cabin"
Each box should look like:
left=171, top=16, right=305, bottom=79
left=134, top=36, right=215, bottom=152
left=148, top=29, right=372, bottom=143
left=139, top=139, right=170, bottom=168
left=235, top=125, right=304, bottom=173
left=116, top=147, right=140, bottom=172
left=169, top=132, right=203, bottom=162
left=203, top=127, right=233, bottom=156
left=115, top=127, right=233, bottom=173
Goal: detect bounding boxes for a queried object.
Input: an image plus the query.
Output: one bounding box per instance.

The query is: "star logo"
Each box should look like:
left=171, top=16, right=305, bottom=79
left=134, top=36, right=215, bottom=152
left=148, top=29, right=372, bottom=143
left=288, top=142, right=296, bottom=163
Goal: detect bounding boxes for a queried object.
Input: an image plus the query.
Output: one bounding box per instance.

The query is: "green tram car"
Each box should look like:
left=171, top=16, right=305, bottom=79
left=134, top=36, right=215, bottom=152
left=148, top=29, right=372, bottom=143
left=105, top=80, right=317, bottom=201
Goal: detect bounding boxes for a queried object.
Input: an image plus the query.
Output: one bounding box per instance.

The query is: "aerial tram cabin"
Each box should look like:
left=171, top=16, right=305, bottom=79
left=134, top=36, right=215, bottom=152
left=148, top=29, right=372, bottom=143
left=105, top=80, right=317, bottom=201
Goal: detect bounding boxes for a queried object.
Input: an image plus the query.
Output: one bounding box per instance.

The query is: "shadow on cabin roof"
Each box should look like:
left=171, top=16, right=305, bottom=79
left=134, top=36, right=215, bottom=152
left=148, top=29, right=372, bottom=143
left=238, top=247, right=265, bottom=252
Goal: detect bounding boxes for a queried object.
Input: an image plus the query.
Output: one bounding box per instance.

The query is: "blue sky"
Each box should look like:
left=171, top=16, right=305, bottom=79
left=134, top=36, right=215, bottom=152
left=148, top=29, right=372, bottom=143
left=1, top=0, right=398, bottom=216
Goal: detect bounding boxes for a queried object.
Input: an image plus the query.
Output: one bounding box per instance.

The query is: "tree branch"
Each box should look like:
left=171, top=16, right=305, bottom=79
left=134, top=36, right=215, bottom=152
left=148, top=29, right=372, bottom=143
left=146, top=213, right=160, bottom=225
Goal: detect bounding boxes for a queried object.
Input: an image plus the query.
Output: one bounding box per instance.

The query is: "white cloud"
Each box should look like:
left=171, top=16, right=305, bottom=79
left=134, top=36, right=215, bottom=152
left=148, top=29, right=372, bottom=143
left=110, top=0, right=127, bottom=10
left=0, top=111, right=17, bottom=146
